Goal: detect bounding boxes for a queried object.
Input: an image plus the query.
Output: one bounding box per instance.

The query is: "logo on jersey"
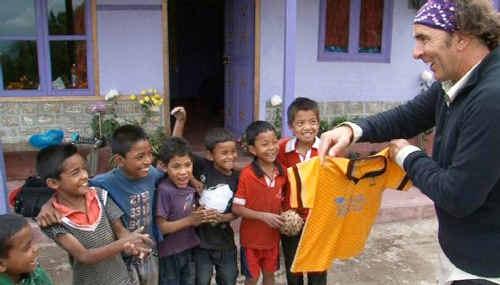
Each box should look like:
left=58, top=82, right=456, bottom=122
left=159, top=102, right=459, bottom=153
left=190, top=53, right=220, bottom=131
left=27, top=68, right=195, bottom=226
left=334, top=194, right=366, bottom=217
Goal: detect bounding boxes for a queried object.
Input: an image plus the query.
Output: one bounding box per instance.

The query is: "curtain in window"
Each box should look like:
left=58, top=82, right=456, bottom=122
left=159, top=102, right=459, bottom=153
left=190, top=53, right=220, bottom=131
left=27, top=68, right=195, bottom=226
left=74, top=4, right=87, bottom=88
left=325, top=0, right=350, bottom=52
left=48, top=0, right=88, bottom=89
left=359, top=0, right=383, bottom=53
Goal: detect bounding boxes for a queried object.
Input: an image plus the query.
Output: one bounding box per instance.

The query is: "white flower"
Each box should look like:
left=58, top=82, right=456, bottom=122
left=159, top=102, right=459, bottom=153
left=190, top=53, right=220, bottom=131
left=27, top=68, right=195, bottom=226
left=270, top=95, right=282, bottom=107
left=420, top=70, right=434, bottom=84
left=105, top=89, right=120, bottom=101
left=116, top=117, right=126, bottom=125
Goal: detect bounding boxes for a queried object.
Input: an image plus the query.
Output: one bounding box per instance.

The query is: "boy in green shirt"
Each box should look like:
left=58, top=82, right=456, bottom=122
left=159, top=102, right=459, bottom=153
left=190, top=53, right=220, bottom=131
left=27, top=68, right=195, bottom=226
left=0, top=214, right=53, bottom=285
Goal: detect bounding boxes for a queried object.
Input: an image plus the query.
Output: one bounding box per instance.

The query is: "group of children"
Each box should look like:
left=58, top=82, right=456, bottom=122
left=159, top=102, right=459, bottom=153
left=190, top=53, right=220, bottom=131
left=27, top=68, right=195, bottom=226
left=0, top=97, right=328, bottom=285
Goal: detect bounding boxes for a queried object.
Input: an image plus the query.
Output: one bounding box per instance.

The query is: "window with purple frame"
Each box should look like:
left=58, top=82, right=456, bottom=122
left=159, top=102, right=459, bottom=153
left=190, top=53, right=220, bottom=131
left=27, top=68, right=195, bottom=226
left=0, top=0, right=93, bottom=97
left=318, top=0, right=394, bottom=63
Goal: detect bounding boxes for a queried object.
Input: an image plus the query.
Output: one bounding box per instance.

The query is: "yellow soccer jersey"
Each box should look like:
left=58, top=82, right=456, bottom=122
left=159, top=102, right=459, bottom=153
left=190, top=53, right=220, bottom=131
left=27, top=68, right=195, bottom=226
left=288, top=148, right=412, bottom=273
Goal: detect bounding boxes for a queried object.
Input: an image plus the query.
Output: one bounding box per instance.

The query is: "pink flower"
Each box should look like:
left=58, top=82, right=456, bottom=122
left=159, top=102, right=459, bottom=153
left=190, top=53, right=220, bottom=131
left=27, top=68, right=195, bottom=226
left=89, top=101, right=106, bottom=113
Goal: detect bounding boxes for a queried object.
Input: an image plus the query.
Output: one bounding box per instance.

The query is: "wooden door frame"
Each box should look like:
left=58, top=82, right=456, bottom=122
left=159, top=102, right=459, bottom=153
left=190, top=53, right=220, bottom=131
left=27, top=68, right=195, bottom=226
left=161, top=0, right=171, bottom=135
left=160, top=0, right=261, bottom=130
left=253, top=0, right=261, bottom=120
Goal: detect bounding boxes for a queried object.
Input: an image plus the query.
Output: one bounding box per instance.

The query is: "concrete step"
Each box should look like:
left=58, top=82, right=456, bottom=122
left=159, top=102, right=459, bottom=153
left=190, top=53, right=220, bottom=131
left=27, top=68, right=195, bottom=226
left=377, top=187, right=435, bottom=223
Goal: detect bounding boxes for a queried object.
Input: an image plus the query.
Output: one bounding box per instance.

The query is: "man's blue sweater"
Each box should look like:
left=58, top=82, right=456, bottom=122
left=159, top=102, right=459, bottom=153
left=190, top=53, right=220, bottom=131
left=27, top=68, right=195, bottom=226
left=358, top=47, right=500, bottom=277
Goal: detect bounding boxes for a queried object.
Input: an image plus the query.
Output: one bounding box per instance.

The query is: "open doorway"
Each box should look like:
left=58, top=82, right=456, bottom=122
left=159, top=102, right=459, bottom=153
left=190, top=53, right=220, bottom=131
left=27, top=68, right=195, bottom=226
left=168, top=0, right=225, bottom=147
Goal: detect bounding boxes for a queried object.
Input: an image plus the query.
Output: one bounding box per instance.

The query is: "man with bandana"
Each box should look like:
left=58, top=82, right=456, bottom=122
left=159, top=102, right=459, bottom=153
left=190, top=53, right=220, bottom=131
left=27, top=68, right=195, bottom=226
left=318, top=1, right=500, bottom=284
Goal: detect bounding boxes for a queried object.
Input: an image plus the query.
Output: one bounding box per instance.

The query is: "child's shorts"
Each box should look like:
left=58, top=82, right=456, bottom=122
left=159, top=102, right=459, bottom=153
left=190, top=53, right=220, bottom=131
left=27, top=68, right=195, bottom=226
left=240, top=246, right=279, bottom=279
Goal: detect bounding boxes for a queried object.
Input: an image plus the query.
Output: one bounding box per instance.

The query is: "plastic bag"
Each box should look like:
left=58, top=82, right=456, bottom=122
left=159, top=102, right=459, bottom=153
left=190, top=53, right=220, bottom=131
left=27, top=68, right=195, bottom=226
left=28, top=129, right=64, bottom=149
left=199, top=184, right=233, bottom=212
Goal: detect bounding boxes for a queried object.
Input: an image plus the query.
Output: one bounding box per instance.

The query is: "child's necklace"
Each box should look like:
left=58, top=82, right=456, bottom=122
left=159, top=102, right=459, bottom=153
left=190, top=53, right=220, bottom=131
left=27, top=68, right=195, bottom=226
left=262, top=165, right=276, bottom=180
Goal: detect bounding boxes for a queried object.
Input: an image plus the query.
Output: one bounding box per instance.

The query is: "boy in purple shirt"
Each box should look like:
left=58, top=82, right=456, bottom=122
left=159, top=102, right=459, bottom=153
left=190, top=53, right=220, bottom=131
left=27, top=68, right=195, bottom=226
left=155, top=137, right=215, bottom=285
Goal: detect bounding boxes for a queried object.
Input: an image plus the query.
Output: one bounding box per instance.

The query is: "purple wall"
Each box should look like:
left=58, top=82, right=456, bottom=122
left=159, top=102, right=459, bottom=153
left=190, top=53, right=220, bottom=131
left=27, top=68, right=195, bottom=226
left=98, top=0, right=160, bottom=6
left=97, top=1, right=163, bottom=95
left=93, top=0, right=494, bottom=118
left=259, top=0, right=426, bottom=119
left=97, top=0, right=224, bottom=101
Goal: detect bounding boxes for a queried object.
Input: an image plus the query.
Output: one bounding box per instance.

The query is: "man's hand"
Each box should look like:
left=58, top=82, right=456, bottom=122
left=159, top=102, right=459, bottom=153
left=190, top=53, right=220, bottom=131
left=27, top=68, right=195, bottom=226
left=36, top=197, right=62, bottom=227
left=258, top=212, right=284, bottom=229
left=389, top=139, right=411, bottom=160
left=318, top=126, right=353, bottom=161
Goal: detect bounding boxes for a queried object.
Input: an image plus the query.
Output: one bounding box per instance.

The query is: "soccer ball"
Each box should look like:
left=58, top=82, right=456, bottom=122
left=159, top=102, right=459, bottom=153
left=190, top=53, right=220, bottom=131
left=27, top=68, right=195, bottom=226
left=279, top=210, right=304, bottom=236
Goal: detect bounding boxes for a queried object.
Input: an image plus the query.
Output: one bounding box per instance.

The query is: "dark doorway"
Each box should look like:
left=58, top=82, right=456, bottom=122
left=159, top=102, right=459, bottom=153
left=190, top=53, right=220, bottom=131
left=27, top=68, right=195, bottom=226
left=168, top=0, right=225, bottom=147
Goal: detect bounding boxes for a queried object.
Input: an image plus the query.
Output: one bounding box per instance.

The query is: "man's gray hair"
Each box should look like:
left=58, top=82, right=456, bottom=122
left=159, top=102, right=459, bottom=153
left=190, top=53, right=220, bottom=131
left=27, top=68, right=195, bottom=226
left=453, top=0, right=500, bottom=50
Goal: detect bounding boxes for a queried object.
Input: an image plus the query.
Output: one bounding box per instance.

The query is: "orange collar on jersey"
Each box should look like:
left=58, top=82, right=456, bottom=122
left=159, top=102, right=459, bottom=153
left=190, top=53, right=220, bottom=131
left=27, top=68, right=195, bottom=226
left=52, top=188, right=101, bottom=226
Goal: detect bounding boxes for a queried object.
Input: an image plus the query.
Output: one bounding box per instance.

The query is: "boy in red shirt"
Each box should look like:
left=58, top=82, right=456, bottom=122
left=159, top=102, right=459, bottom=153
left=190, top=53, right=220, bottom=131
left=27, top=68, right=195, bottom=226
left=277, top=97, right=327, bottom=285
left=232, top=121, right=286, bottom=285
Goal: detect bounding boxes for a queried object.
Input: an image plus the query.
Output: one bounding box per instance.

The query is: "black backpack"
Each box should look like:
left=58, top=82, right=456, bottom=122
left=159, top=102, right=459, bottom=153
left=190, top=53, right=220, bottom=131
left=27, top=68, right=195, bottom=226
left=14, top=176, right=54, bottom=217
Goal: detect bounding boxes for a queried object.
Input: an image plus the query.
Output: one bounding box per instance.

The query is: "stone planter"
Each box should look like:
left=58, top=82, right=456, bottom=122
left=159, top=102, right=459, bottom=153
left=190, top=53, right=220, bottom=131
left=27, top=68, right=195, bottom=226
left=3, top=143, right=113, bottom=180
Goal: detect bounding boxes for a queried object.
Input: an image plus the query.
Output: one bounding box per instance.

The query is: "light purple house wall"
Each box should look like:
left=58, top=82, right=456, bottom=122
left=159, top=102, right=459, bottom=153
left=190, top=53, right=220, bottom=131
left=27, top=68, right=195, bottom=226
left=96, top=0, right=500, bottom=117
left=259, top=0, right=427, bottom=120
left=92, top=0, right=499, bottom=116
left=97, top=0, right=163, bottom=95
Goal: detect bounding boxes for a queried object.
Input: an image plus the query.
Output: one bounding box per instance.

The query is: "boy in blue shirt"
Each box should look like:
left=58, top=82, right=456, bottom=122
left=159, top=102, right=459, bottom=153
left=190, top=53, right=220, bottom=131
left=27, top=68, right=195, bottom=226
left=90, top=124, right=163, bottom=284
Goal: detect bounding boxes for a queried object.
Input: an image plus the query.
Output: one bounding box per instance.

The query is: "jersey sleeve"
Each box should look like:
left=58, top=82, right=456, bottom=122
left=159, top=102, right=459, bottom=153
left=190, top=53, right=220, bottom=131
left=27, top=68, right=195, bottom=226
left=385, top=158, right=413, bottom=191
left=233, top=170, right=249, bottom=206
left=288, top=157, right=321, bottom=209
left=287, top=166, right=299, bottom=208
